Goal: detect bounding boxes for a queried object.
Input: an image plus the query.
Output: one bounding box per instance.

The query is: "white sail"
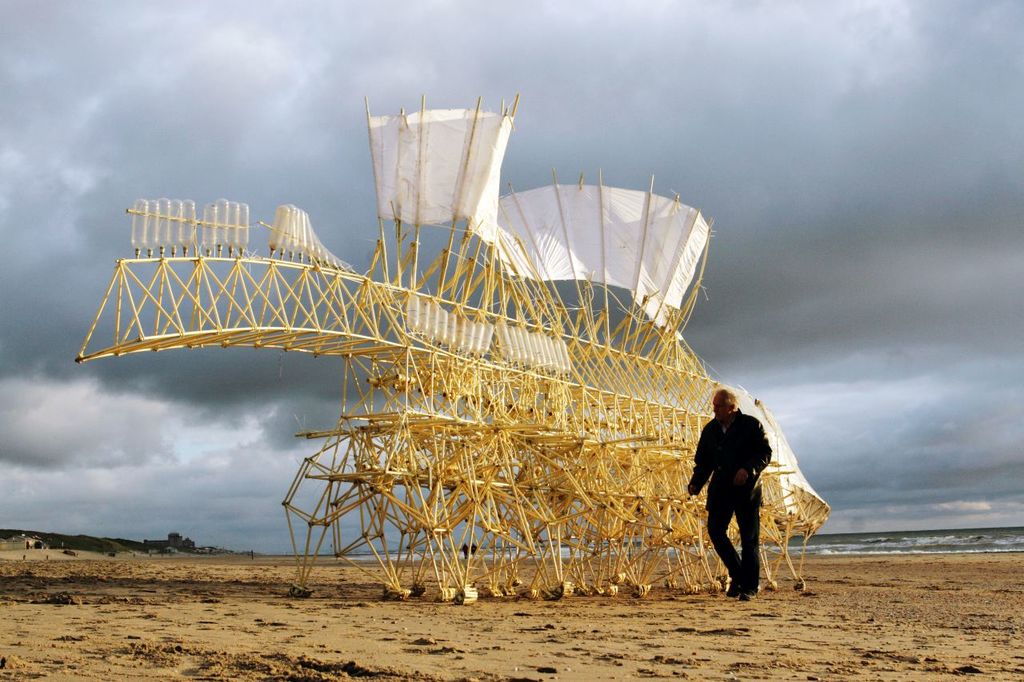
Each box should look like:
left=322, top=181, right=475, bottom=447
left=367, top=107, right=513, bottom=234
left=728, top=385, right=830, bottom=532
left=493, top=183, right=710, bottom=326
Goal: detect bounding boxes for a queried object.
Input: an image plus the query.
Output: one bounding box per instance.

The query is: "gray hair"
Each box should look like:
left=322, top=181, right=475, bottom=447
left=712, top=386, right=739, bottom=407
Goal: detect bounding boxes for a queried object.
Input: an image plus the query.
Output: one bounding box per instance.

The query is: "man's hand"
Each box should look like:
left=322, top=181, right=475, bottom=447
left=733, top=468, right=749, bottom=486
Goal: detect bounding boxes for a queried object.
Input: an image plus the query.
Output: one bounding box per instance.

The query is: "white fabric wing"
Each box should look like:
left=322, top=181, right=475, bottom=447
left=495, top=184, right=710, bottom=326
left=729, top=386, right=830, bottom=526
left=368, top=109, right=512, bottom=233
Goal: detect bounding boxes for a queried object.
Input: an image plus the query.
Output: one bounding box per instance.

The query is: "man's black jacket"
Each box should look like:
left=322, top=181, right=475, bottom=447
left=688, top=410, right=772, bottom=503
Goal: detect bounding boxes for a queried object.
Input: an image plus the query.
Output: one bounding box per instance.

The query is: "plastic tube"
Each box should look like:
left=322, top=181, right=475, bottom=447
left=422, top=299, right=435, bottom=339
left=284, top=207, right=297, bottom=258
left=309, top=235, right=322, bottom=264
left=540, top=334, right=553, bottom=369
left=416, top=297, right=427, bottom=333
left=518, top=329, right=531, bottom=365
left=512, top=327, right=528, bottom=364
left=446, top=314, right=459, bottom=348
left=228, top=200, right=239, bottom=253
left=131, top=198, right=148, bottom=256
left=468, top=322, right=483, bottom=355
left=240, top=203, right=250, bottom=254
left=426, top=302, right=437, bottom=341
left=201, top=202, right=218, bottom=255
left=220, top=200, right=233, bottom=255
left=496, top=322, right=512, bottom=361
left=507, top=326, right=521, bottom=362
left=539, top=336, right=554, bottom=370
left=218, top=198, right=233, bottom=255
left=154, top=198, right=170, bottom=255
left=143, top=199, right=160, bottom=255
left=270, top=205, right=290, bottom=256
left=527, top=330, right=539, bottom=365
left=439, top=308, right=453, bottom=346
left=538, top=334, right=551, bottom=369
left=226, top=201, right=238, bottom=254
left=302, top=212, right=314, bottom=262
left=455, top=317, right=470, bottom=353
left=479, top=324, right=494, bottom=356
left=556, top=339, right=571, bottom=373
left=284, top=206, right=299, bottom=258
left=536, top=333, right=552, bottom=366
left=166, top=199, right=182, bottom=255
left=431, top=304, right=447, bottom=343
left=405, top=295, right=416, bottom=332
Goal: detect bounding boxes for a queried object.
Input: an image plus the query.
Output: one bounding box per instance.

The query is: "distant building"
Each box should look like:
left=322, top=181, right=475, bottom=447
left=0, top=534, right=48, bottom=550
left=143, top=532, right=195, bottom=551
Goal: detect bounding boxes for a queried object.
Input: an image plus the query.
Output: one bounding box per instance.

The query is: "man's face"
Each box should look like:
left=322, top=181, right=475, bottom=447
left=712, top=394, right=737, bottom=424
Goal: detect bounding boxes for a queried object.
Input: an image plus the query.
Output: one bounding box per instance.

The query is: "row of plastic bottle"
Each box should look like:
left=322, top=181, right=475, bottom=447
left=128, top=200, right=351, bottom=270
left=404, top=295, right=572, bottom=373
left=495, top=321, right=572, bottom=374
left=270, top=204, right=348, bottom=269
left=405, top=296, right=495, bottom=356
left=130, top=198, right=249, bottom=257
left=202, top=199, right=250, bottom=256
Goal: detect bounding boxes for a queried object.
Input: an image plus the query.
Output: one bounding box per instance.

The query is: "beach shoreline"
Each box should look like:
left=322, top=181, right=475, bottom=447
left=1, top=552, right=1021, bottom=680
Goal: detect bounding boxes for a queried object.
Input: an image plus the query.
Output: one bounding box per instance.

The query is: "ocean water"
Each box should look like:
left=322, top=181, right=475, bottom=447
left=793, top=526, right=1024, bottom=555
left=336, top=526, right=1024, bottom=558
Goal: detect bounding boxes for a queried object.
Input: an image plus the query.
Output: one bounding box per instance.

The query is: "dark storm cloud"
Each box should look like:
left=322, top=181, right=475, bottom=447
left=1, top=1, right=1022, bottom=546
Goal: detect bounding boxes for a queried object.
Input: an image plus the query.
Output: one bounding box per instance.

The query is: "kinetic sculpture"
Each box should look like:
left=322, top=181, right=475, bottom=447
left=78, top=97, right=829, bottom=602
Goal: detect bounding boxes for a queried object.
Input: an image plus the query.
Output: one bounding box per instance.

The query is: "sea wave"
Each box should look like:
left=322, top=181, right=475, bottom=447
left=794, top=526, right=1024, bottom=555
left=812, top=547, right=1023, bottom=556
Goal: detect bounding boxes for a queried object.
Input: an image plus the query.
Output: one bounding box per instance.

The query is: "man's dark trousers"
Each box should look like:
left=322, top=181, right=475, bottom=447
left=706, top=484, right=761, bottom=592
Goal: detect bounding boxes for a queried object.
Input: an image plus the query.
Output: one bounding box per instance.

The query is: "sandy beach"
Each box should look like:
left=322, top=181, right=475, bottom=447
left=1, top=550, right=1020, bottom=680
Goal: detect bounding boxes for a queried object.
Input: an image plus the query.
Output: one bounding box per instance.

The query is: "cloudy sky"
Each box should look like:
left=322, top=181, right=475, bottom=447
left=1, top=1, right=1021, bottom=551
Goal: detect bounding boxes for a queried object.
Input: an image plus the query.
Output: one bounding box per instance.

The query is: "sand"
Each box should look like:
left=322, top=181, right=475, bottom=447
left=1, top=550, right=1021, bottom=680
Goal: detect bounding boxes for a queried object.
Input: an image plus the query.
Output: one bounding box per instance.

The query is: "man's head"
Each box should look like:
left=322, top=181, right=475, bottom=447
left=711, top=387, right=739, bottom=426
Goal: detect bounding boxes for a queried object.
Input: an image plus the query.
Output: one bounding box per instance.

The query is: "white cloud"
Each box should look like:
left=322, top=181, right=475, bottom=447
left=827, top=498, right=1024, bottom=534
left=935, top=500, right=993, bottom=512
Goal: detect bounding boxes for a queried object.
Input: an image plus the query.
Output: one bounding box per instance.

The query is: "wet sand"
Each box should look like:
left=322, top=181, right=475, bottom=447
left=1, top=550, right=1021, bottom=680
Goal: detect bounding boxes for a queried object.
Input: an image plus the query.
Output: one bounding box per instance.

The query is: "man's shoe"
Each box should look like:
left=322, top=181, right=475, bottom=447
left=738, top=590, right=756, bottom=601
left=725, top=583, right=741, bottom=598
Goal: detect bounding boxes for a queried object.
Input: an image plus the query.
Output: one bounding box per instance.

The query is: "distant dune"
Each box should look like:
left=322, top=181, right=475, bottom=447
left=0, top=529, right=150, bottom=554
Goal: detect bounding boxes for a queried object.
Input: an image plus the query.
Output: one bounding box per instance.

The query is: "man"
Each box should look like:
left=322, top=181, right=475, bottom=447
left=687, top=387, right=772, bottom=601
